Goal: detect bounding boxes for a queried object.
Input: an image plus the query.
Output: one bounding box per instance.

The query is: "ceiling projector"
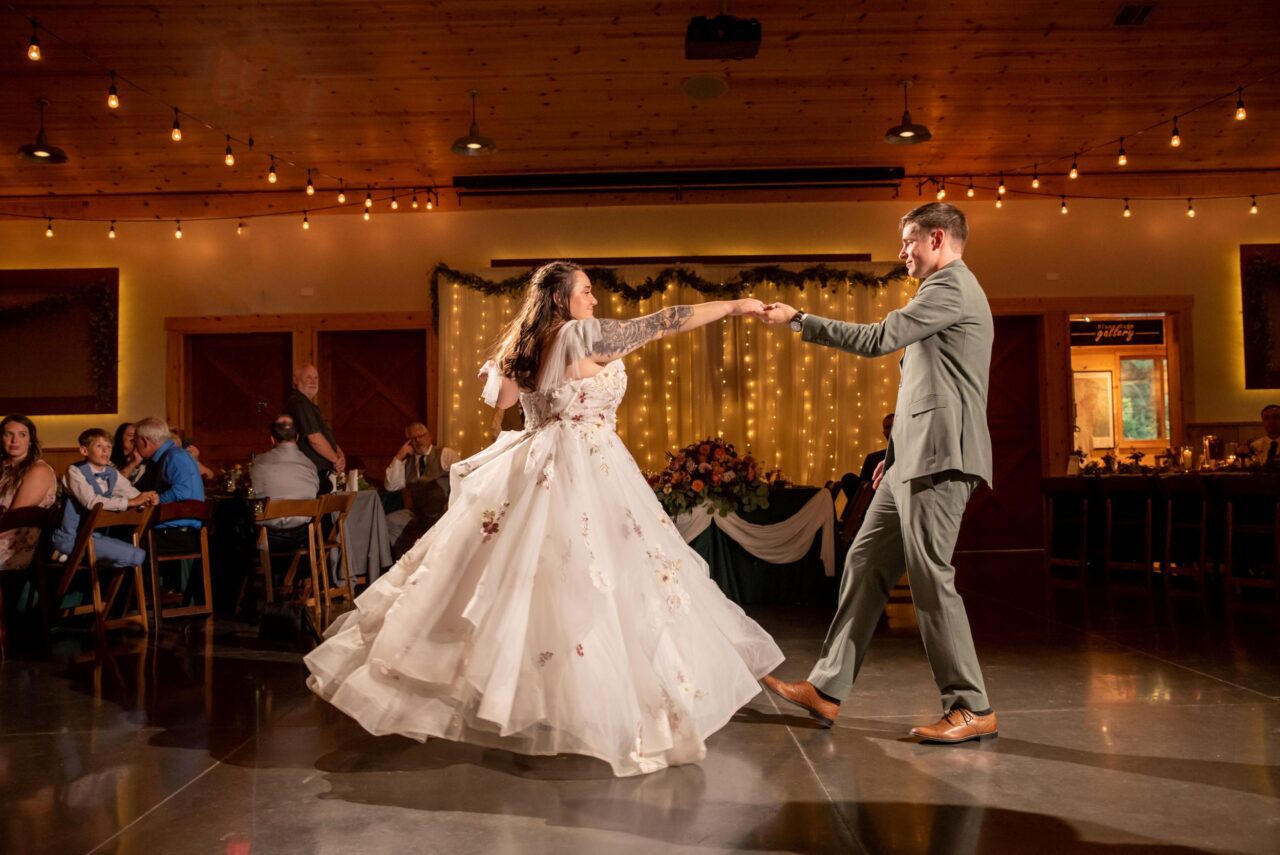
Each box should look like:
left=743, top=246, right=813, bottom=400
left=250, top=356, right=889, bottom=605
left=685, top=14, right=761, bottom=60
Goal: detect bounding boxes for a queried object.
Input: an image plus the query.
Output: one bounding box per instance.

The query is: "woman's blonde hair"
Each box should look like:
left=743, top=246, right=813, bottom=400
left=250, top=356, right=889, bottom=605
left=489, top=261, right=583, bottom=390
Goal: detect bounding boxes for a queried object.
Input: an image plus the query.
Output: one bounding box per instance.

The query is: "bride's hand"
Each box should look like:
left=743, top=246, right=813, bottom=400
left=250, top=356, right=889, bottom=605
left=730, top=298, right=767, bottom=317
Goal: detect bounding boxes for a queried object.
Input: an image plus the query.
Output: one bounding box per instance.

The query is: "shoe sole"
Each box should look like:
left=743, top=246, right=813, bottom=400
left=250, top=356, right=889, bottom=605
left=914, top=730, right=999, bottom=744
left=763, top=683, right=835, bottom=728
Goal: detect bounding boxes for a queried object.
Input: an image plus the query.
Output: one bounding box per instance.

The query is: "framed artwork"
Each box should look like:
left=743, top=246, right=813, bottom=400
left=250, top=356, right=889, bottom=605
left=1240, top=245, right=1280, bottom=389
left=1073, top=370, right=1115, bottom=452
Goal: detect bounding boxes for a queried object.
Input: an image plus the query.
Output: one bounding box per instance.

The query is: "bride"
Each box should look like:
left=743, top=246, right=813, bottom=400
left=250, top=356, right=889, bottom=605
left=305, top=261, right=784, bottom=776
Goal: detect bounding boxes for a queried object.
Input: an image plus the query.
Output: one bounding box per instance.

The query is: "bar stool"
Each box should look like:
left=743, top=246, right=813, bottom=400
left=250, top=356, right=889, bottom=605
left=1099, top=477, right=1157, bottom=610
left=1221, top=475, right=1279, bottom=613
left=1158, top=475, right=1211, bottom=608
left=1042, top=477, right=1092, bottom=605
left=145, top=499, right=215, bottom=630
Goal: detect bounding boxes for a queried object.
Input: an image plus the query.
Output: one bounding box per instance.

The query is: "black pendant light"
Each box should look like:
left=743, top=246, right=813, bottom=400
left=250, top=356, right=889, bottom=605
left=883, top=80, right=932, bottom=145
left=451, top=89, right=497, bottom=156
left=17, top=98, right=68, bottom=163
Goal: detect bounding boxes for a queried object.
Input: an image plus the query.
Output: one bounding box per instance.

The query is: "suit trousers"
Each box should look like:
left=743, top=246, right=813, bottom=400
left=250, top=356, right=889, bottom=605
left=808, top=470, right=990, bottom=713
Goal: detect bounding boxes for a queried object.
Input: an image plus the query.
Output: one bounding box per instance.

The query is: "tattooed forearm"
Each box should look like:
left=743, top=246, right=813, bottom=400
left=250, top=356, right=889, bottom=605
left=591, top=306, right=695, bottom=357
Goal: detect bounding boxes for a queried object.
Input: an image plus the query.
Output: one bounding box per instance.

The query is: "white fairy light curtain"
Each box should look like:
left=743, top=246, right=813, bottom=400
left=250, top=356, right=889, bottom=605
left=438, top=264, right=912, bottom=486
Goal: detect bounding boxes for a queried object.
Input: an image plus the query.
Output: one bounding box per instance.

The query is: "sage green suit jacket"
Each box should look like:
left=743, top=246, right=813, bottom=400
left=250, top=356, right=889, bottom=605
left=800, top=259, right=994, bottom=486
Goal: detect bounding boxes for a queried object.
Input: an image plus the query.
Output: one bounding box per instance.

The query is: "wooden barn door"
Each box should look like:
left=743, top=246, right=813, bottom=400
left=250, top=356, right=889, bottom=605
left=317, top=329, right=428, bottom=483
left=186, top=332, right=293, bottom=469
left=957, top=315, right=1044, bottom=552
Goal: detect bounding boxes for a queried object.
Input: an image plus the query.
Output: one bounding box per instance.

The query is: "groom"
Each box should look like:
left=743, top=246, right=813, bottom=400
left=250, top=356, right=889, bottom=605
left=758, top=202, right=997, bottom=743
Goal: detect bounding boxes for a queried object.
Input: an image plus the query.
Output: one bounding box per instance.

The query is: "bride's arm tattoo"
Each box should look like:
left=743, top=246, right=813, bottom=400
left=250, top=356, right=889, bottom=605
left=591, top=306, right=694, bottom=358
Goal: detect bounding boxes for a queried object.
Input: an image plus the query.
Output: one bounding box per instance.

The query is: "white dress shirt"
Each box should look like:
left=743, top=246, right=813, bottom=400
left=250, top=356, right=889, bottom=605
left=64, top=463, right=140, bottom=512
left=384, top=445, right=459, bottom=492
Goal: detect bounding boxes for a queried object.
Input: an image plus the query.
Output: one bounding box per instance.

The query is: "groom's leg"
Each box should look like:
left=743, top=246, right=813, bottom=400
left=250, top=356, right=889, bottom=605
left=894, top=471, right=990, bottom=713
left=807, top=483, right=905, bottom=700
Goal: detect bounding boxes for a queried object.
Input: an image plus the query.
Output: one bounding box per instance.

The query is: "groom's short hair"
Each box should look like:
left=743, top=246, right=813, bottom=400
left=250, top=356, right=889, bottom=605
left=901, top=202, right=968, bottom=249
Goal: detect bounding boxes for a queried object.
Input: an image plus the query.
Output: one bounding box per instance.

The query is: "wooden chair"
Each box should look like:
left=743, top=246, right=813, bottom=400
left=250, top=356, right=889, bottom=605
left=1221, top=475, right=1279, bottom=614
left=315, top=492, right=356, bottom=620
left=145, top=500, right=215, bottom=630
left=1158, top=475, right=1210, bottom=608
left=254, top=498, right=323, bottom=623
left=0, top=505, right=58, bottom=656
left=53, top=504, right=154, bottom=642
left=1042, top=477, right=1091, bottom=605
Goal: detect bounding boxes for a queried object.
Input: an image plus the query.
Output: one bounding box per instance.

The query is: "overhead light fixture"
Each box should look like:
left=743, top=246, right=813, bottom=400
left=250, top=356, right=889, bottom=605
left=268, top=155, right=277, bottom=183
left=935, top=181, right=946, bottom=200
left=966, top=177, right=975, bottom=198
left=237, top=220, right=248, bottom=236
left=107, top=72, right=120, bottom=109
left=364, top=189, right=373, bottom=208
left=109, top=220, right=117, bottom=238
left=224, top=135, right=235, bottom=166
left=1250, top=195, right=1258, bottom=214
left=1069, top=155, right=1079, bottom=179
left=426, top=188, right=437, bottom=210
left=302, top=211, right=310, bottom=230
left=27, top=19, right=40, bottom=61
left=171, top=107, right=182, bottom=142
left=451, top=89, right=497, bottom=156
left=45, top=218, right=53, bottom=237
left=1060, top=196, right=1068, bottom=215
left=337, top=180, right=346, bottom=204
left=411, top=189, right=419, bottom=209
left=1235, top=88, right=1246, bottom=121
left=305, top=169, right=315, bottom=196
left=997, top=173, right=1006, bottom=195
left=1031, top=165, right=1040, bottom=189
left=16, top=98, right=68, bottom=164
left=175, top=219, right=183, bottom=239
left=1123, top=198, right=1131, bottom=218
left=884, top=80, right=931, bottom=144
left=1170, top=116, right=1181, bottom=147
left=1186, top=198, right=1195, bottom=218
left=1117, top=137, right=1127, bottom=167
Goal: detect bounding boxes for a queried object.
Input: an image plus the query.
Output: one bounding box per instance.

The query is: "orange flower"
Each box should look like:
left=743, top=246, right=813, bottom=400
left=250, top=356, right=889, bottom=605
left=691, top=479, right=706, bottom=493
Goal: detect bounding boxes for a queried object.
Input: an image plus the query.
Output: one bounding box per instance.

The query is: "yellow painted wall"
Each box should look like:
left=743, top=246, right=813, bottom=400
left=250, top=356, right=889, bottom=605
left=2, top=197, right=1276, bottom=448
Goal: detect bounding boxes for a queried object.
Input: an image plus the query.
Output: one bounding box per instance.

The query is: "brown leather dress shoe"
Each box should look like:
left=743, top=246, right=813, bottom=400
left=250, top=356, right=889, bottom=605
left=761, top=675, right=839, bottom=728
left=909, top=707, right=998, bottom=743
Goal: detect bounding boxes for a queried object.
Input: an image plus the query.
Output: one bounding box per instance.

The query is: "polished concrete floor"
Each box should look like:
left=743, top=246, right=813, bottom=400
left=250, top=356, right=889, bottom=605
left=2, top=557, right=1277, bottom=855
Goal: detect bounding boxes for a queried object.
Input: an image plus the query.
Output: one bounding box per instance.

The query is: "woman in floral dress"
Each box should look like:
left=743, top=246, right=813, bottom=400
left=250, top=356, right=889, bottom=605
left=306, top=261, right=782, bottom=776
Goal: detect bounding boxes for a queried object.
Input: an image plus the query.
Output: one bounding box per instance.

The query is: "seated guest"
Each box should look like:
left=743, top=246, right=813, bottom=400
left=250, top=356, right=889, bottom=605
left=251, top=416, right=319, bottom=550
left=384, top=423, right=458, bottom=551
left=0, top=414, right=57, bottom=570
left=1244, top=404, right=1280, bottom=467
left=52, top=428, right=158, bottom=565
left=133, top=417, right=205, bottom=554
left=174, top=433, right=216, bottom=482
left=111, top=422, right=148, bottom=486
left=859, top=412, right=895, bottom=483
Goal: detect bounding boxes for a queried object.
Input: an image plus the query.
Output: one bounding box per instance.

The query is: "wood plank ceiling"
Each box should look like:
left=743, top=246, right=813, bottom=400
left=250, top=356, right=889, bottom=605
left=1, top=1, right=1278, bottom=222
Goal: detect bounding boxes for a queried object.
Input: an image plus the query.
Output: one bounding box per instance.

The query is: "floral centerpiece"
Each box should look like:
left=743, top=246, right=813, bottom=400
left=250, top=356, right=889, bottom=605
left=646, top=437, right=783, bottom=517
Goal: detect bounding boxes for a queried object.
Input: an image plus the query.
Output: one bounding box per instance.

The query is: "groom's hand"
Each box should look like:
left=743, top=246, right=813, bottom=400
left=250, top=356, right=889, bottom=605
left=872, top=459, right=885, bottom=490
left=760, top=302, right=798, bottom=326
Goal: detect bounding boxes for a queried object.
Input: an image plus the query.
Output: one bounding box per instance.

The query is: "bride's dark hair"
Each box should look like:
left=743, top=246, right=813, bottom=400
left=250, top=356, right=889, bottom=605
left=489, top=261, right=583, bottom=390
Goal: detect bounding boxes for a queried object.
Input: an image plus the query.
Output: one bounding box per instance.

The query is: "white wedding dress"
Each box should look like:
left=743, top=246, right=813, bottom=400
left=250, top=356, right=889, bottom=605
left=305, top=322, right=784, bottom=776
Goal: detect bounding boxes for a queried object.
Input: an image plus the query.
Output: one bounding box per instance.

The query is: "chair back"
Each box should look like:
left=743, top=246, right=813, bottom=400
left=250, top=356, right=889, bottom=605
left=257, top=497, right=321, bottom=523
left=88, top=504, right=154, bottom=533
left=151, top=499, right=213, bottom=526
left=317, top=492, right=354, bottom=519
left=0, top=505, right=55, bottom=534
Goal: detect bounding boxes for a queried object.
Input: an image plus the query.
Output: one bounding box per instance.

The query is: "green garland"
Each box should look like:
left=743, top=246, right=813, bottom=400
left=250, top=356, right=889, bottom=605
left=1242, top=254, right=1278, bottom=388
left=429, top=261, right=909, bottom=331
left=0, top=282, right=117, bottom=411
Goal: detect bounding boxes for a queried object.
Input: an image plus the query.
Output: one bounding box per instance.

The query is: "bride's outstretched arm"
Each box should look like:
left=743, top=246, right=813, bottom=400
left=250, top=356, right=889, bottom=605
left=589, top=299, right=764, bottom=361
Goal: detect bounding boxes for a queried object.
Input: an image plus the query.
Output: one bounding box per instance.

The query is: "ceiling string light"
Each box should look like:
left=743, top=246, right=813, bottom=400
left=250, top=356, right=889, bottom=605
left=966, top=177, right=975, bottom=198
left=108, top=220, right=117, bottom=238
left=1123, top=198, right=1131, bottom=218
left=997, top=172, right=1006, bottom=195
left=44, top=217, right=53, bottom=237
left=1117, top=137, right=1127, bottom=167
left=174, top=219, right=183, bottom=238
left=1030, top=165, right=1040, bottom=189
left=1250, top=195, right=1258, bottom=214
left=1186, top=198, right=1195, bottom=218
left=267, top=155, right=278, bottom=183
left=337, top=180, right=346, bottom=204
left=26, top=18, right=40, bottom=61
left=1060, top=196, right=1068, bottom=214
left=305, top=169, right=315, bottom=196
left=224, top=135, right=235, bottom=166
left=1170, top=115, right=1181, bottom=147
left=1069, top=155, right=1079, bottom=179
left=170, top=107, right=182, bottom=142
left=1235, top=88, right=1246, bottom=121
left=302, top=211, right=310, bottom=230
left=107, top=72, right=119, bottom=109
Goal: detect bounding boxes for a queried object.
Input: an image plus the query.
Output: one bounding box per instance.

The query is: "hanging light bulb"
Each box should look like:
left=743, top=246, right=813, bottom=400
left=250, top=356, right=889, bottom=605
left=337, top=180, right=346, bottom=204
left=45, top=218, right=53, bottom=237
left=998, top=172, right=1006, bottom=195
left=302, top=211, right=310, bottom=230
left=1186, top=198, right=1195, bottom=218
left=237, top=220, right=248, bottom=235
left=108, top=220, right=117, bottom=238
left=364, top=189, right=373, bottom=208
left=175, top=219, right=183, bottom=238
left=362, top=208, right=371, bottom=221
left=1031, top=165, right=1040, bottom=189
left=1170, top=116, right=1181, bottom=147
left=1117, top=137, right=1127, bottom=167
left=966, top=177, right=975, bottom=198
left=27, top=19, right=40, bottom=61
left=268, top=156, right=277, bottom=183
left=1069, top=156, right=1079, bottom=179
left=390, top=193, right=399, bottom=210
left=1123, top=198, right=1131, bottom=218
left=107, top=72, right=120, bottom=109
left=171, top=107, right=182, bottom=141
left=1250, top=195, right=1258, bottom=214
left=994, top=197, right=1003, bottom=209
left=935, top=181, right=946, bottom=201
left=426, top=188, right=436, bottom=210
left=1060, top=196, right=1068, bottom=214
left=305, top=169, right=315, bottom=196
left=1235, top=88, right=1246, bottom=121
left=224, top=135, right=235, bottom=166
left=411, top=189, right=419, bottom=208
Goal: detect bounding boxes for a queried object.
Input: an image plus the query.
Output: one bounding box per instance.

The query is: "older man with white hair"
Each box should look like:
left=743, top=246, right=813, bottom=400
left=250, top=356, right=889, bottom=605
left=133, top=416, right=205, bottom=551
left=384, top=422, right=457, bottom=551
left=285, top=362, right=344, bottom=494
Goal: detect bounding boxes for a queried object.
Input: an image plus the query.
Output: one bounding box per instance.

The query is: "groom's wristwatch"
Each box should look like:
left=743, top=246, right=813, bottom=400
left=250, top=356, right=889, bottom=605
left=789, top=310, right=807, bottom=332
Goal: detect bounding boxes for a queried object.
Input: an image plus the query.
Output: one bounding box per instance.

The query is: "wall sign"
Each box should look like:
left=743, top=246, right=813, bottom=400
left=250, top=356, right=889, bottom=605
left=1069, top=318, right=1164, bottom=347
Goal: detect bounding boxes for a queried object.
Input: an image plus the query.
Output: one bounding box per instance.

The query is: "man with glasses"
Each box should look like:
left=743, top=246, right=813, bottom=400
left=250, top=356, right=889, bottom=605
left=384, top=422, right=458, bottom=553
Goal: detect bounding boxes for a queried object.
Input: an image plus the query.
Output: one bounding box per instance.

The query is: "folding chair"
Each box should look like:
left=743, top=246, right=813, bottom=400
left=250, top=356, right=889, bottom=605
left=255, top=498, right=323, bottom=624
left=316, top=492, right=356, bottom=620
left=0, top=505, right=58, bottom=656
left=145, top=500, right=215, bottom=630
left=54, top=504, right=154, bottom=642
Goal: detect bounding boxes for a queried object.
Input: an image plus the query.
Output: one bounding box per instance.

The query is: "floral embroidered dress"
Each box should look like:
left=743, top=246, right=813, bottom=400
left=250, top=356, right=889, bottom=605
left=305, top=321, right=783, bottom=776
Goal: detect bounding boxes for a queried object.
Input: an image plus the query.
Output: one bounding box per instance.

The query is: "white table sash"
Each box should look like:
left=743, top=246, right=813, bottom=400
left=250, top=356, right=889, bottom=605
left=674, top=489, right=837, bottom=576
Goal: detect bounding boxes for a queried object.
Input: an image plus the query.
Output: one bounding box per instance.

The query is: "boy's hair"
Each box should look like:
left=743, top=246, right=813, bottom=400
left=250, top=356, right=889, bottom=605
left=78, top=427, right=113, bottom=448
